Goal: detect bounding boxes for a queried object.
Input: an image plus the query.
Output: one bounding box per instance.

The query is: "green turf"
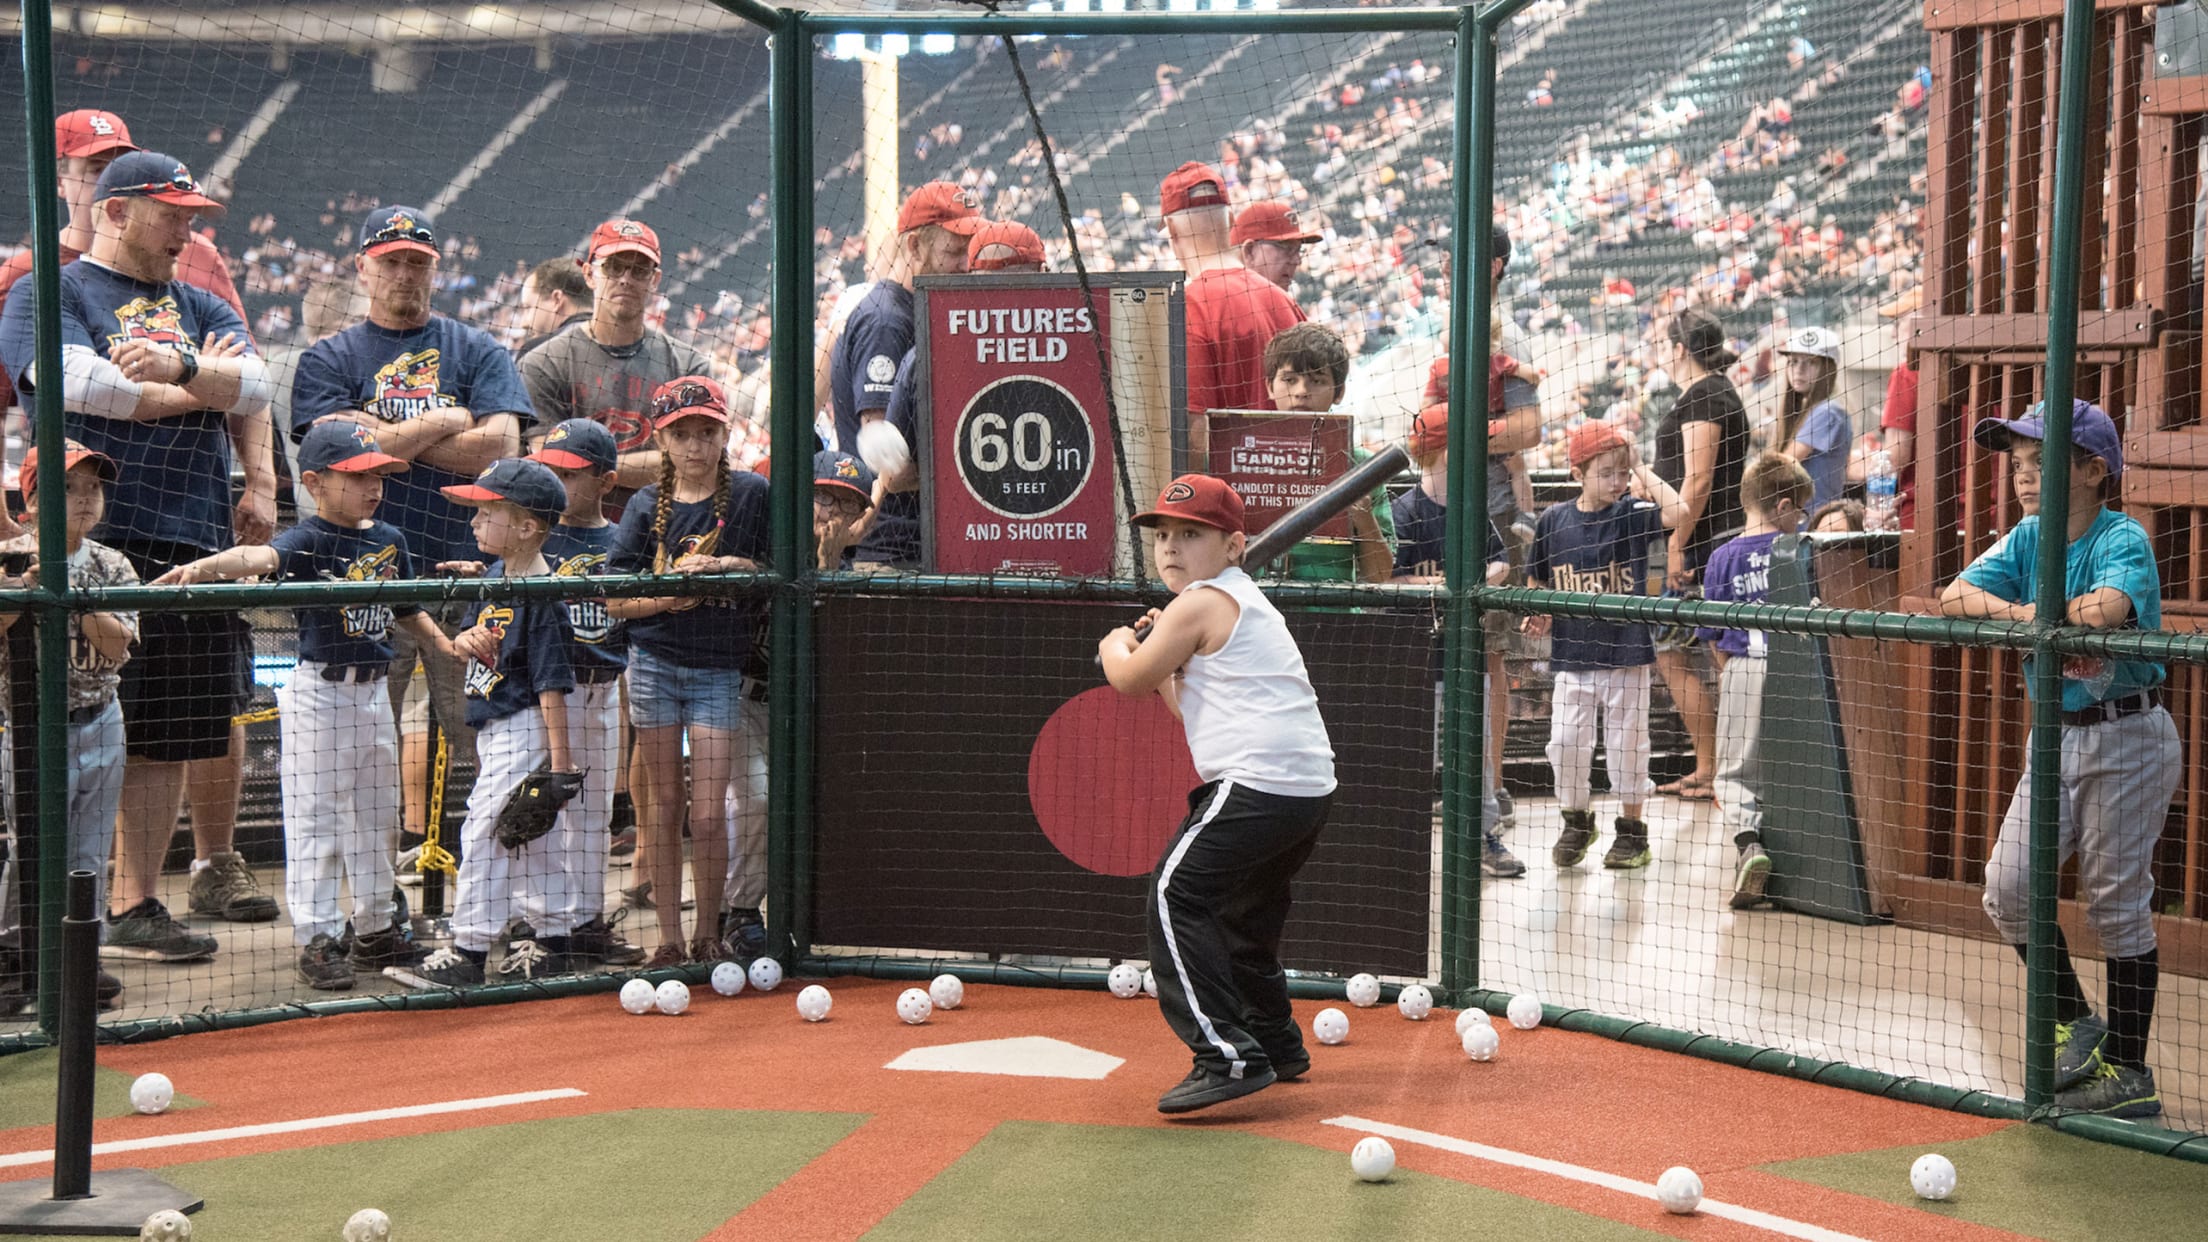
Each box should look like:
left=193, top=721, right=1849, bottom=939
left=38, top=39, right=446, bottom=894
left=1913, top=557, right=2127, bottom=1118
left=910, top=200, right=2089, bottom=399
left=1765, top=1123, right=2208, bottom=1242
left=0, top=1049, right=203, bottom=1127
left=867, top=1121, right=1675, bottom=1241
left=5, top=1108, right=862, bottom=1241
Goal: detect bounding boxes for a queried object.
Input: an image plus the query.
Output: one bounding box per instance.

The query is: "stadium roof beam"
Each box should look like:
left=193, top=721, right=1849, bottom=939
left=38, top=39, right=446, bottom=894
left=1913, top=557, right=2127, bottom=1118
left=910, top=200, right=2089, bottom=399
left=2, top=2, right=765, bottom=44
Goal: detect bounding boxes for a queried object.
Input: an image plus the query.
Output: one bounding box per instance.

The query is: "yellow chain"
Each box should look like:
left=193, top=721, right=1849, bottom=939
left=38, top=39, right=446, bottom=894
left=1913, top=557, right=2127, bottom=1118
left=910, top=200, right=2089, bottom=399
left=421, top=720, right=457, bottom=878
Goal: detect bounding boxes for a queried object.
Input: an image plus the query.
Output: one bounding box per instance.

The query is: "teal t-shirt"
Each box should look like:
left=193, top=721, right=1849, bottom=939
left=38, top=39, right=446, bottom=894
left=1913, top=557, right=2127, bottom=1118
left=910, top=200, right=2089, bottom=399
left=1958, top=507, right=2165, bottom=710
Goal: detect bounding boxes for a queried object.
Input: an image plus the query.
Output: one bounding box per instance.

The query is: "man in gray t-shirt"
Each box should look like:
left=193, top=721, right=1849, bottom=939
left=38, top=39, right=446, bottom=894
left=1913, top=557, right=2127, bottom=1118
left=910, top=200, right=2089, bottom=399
left=519, top=217, right=708, bottom=491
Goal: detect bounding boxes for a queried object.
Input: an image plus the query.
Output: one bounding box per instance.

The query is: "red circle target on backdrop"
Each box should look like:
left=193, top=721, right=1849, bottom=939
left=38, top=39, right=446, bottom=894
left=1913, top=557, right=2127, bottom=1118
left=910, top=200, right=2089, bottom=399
left=1026, top=686, right=1200, bottom=877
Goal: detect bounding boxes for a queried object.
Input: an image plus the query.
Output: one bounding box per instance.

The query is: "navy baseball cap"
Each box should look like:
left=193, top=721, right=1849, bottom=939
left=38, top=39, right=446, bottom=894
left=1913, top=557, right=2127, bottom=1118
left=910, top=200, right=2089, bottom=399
left=1972, top=398, right=2124, bottom=477
left=298, top=422, right=405, bottom=475
left=529, top=419, right=619, bottom=474
left=94, top=150, right=224, bottom=217
left=441, top=458, right=568, bottom=519
left=813, top=449, right=875, bottom=508
left=359, top=205, right=437, bottom=258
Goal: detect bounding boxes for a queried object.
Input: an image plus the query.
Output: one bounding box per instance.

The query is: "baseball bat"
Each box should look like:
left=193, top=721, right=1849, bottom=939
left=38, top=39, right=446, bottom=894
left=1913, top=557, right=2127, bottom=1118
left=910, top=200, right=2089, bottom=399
left=1097, top=443, right=1411, bottom=662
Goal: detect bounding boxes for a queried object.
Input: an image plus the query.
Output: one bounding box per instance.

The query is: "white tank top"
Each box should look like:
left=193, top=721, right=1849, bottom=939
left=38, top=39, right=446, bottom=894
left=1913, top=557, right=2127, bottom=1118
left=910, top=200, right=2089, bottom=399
left=1176, top=567, right=1337, bottom=797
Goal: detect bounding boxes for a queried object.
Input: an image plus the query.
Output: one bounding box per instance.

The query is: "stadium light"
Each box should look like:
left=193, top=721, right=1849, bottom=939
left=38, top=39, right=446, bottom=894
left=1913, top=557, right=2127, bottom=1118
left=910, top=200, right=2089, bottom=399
left=921, top=33, right=956, bottom=54
left=881, top=32, right=910, bottom=56
left=1168, top=0, right=1199, bottom=13
left=1099, top=0, right=1128, bottom=11
left=831, top=32, right=865, bottom=59
left=1062, top=0, right=1093, bottom=11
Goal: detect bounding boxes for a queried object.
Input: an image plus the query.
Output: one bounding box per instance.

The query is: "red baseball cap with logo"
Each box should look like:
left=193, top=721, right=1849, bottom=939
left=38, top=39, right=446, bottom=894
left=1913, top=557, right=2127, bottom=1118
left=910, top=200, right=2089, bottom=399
left=1407, top=405, right=1450, bottom=459
left=1159, top=161, right=1228, bottom=217
left=896, top=182, right=986, bottom=236
left=587, top=217, right=661, bottom=265
left=56, top=109, right=138, bottom=160
left=1132, top=473, right=1245, bottom=535
left=19, top=439, right=117, bottom=499
left=968, top=221, right=1045, bottom=272
left=1231, top=200, right=1321, bottom=246
left=1567, top=420, right=1631, bottom=470
left=650, top=375, right=731, bottom=428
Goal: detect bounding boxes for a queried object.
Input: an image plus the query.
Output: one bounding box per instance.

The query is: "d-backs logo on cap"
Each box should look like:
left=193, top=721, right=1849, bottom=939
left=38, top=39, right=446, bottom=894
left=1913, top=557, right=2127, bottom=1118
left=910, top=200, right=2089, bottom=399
left=1163, top=480, right=1197, bottom=504
left=613, top=220, right=646, bottom=238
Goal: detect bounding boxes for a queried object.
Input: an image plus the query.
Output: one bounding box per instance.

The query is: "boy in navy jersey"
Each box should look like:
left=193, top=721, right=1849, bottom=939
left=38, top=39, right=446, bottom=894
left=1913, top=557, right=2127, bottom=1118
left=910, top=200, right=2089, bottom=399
left=159, top=423, right=442, bottom=988
left=1524, top=421, right=1685, bottom=870
left=1099, top=475, right=1336, bottom=1115
left=1696, top=451, right=1813, bottom=909
left=388, top=460, right=579, bottom=987
left=525, top=419, right=642, bottom=966
left=1393, top=404, right=1523, bottom=877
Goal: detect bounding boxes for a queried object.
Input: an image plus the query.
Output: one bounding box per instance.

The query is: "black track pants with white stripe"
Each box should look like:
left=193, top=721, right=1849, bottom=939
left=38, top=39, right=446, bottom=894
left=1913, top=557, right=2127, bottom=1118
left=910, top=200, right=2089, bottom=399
left=1146, top=779, right=1331, bottom=1078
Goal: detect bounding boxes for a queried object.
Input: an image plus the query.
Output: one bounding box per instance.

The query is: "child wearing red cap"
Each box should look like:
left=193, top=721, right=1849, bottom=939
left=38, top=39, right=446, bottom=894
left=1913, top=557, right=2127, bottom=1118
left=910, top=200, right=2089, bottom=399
left=1524, top=422, right=1686, bottom=871
left=0, top=442, right=141, bottom=1009
left=1098, top=474, right=1336, bottom=1115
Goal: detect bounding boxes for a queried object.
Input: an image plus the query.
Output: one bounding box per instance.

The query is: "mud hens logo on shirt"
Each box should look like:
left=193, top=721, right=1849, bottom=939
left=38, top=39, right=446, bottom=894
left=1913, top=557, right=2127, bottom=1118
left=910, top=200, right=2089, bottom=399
left=338, top=544, right=400, bottom=640
left=553, top=551, right=616, bottom=644
left=462, top=603, right=514, bottom=699
left=106, top=296, right=189, bottom=350
left=367, top=349, right=451, bottom=422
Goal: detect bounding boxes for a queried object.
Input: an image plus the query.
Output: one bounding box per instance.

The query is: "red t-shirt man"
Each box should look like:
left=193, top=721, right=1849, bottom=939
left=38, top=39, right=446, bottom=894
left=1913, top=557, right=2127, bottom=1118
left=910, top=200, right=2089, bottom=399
left=1880, top=362, right=1918, bottom=528
left=1185, top=265, right=1303, bottom=415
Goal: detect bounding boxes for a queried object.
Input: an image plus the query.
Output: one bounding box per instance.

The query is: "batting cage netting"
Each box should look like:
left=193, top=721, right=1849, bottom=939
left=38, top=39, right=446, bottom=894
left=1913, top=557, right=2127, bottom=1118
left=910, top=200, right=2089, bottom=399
left=3, top=0, right=2207, bottom=1158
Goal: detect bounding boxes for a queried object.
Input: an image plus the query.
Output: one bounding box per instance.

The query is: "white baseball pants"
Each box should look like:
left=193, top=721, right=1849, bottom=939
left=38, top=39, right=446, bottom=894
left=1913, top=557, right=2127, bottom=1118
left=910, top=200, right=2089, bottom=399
left=453, top=708, right=573, bottom=952
left=1544, top=665, right=1654, bottom=812
left=280, top=666, right=400, bottom=947
left=550, top=679, right=620, bottom=929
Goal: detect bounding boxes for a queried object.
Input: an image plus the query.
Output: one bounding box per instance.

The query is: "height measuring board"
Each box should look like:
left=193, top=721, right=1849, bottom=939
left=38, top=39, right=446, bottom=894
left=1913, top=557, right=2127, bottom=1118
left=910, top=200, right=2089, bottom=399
left=916, top=274, right=1185, bottom=575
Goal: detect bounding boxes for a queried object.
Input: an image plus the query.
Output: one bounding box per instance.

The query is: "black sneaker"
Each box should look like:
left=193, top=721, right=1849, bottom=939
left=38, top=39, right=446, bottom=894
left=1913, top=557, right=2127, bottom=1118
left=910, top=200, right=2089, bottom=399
left=297, top=933, right=355, bottom=991
left=569, top=915, right=646, bottom=967
left=1729, top=841, right=1771, bottom=909
left=1157, top=1064, right=1278, bottom=1114
left=347, top=921, right=420, bottom=972
left=186, top=850, right=279, bottom=923
left=1268, top=1047, right=1312, bottom=1082
left=505, top=918, right=537, bottom=957
left=2054, top=1013, right=2109, bottom=1091
left=720, top=907, right=767, bottom=960
left=385, top=947, right=485, bottom=990
left=496, top=939, right=565, bottom=981
left=1603, top=817, right=1651, bottom=869
left=2056, top=1060, right=2161, bottom=1119
left=102, top=899, right=218, bottom=962
left=1553, top=810, right=1598, bottom=868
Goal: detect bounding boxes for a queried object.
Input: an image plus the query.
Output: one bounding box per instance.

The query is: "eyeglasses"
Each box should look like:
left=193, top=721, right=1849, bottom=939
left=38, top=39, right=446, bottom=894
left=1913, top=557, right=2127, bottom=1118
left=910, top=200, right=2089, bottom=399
left=652, top=382, right=721, bottom=420
left=366, top=219, right=435, bottom=248
left=595, top=258, right=658, bottom=283
left=814, top=492, right=866, bottom=517
left=110, top=169, right=203, bottom=198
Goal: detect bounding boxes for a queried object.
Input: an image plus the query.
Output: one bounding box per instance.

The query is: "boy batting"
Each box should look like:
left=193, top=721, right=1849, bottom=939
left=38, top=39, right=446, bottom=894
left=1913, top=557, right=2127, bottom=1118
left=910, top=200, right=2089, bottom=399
left=1098, top=474, right=1335, bottom=1114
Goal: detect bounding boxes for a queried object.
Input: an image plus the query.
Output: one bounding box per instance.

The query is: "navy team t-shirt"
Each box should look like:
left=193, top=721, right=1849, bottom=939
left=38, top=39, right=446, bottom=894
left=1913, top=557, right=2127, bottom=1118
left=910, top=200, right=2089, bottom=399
left=271, top=517, right=421, bottom=667
left=1528, top=496, right=1665, bottom=671
left=609, top=472, right=772, bottom=670
left=853, top=347, right=923, bottom=566
left=829, top=281, right=913, bottom=454
left=461, top=590, right=576, bottom=728
left=543, top=522, right=625, bottom=678
left=1390, top=487, right=1505, bottom=579
left=290, top=316, right=533, bottom=565
left=0, top=259, right=252, bottom=553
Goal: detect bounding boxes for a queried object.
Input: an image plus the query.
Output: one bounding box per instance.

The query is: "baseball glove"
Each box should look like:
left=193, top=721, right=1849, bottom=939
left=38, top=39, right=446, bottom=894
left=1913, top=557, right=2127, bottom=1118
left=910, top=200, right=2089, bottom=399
left=493, top=767, right=586, bottom=852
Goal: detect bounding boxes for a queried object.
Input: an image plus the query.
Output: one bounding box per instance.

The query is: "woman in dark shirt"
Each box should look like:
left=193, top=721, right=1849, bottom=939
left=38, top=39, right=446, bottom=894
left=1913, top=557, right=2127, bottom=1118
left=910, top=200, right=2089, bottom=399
left=1650, top=309, right=1749, bottom=799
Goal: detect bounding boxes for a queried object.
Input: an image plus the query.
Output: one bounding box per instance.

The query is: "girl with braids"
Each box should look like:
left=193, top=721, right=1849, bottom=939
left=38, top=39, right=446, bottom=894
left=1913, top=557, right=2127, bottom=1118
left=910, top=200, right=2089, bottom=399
left=608, top=376, right=771, bottom=965
left=1776, top=326, right=1852, bottom=514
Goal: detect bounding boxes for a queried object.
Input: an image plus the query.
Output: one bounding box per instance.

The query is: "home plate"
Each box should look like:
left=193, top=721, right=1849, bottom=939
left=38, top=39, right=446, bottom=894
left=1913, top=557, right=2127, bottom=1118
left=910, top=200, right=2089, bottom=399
left=886, top=1036, right=1125, bottom=1080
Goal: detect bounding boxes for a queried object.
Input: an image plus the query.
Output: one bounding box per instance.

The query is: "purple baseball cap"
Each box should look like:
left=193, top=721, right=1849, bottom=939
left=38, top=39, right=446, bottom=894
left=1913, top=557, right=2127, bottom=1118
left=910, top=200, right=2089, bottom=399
left=1972, top=398, right=2124, bottom=477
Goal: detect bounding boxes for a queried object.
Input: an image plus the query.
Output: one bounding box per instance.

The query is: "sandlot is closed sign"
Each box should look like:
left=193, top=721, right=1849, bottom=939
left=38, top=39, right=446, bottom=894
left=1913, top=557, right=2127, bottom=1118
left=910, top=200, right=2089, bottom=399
left=918, top=280, right=1118, bottom=575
